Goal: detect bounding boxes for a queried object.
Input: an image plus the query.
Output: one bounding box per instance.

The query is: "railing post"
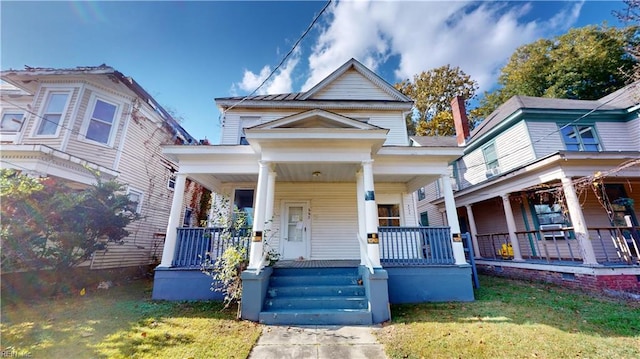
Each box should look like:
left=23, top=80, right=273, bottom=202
left=441, top=175, right=466, bottom=265
left=159, top=173, right=187, bottom=267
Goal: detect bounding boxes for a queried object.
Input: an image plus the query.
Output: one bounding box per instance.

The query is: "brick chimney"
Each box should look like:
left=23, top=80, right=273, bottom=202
left=451, top=96, right=470, bottom=146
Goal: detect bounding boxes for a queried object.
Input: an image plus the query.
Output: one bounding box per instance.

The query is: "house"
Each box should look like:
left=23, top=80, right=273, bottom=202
left=152, top=58, right=475, bottom=325
left=0, top=65, right=202, bottom=271
left=421, top=83, right=640, bottom=294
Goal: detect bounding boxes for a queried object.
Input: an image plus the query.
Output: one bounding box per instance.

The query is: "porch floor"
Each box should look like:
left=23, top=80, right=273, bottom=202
left=273, top=260, right=360, bottom=268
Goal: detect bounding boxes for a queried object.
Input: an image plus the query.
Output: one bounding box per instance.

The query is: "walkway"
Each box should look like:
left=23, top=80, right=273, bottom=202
left=247, top=325, right=388, bottom=359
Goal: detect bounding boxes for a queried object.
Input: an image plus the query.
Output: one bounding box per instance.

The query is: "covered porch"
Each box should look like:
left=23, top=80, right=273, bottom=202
left=451, top=153, right=640, bottom=293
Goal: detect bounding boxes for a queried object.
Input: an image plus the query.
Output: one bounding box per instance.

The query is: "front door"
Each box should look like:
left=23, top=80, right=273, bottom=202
left=281, top=201, right=309, bottom=259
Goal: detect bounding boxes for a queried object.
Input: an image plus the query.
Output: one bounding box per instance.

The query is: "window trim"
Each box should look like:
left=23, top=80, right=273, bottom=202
left=167, top=174, right=176, bottom=191
left=0, top=111, right=25, bottom=133
left=239, top=116, right=261, bottom=145
left=126, top=187, right=144, bottom=214
left=559, top=123, right=602, bottom=152
left=33, top=89, right=72, bottom=138
left=482, top=142, right=500, bottom=177
left=417, top=187, right=426, bottom=201
left=378, top=203, right=401, bottom=227
left=79, top=93, right=121, bottom=147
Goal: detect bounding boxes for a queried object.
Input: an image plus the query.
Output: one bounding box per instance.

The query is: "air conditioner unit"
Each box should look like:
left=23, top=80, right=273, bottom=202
left=485, top=167, right=501, bottom=178
left=540, top=224, right=564, bottom=239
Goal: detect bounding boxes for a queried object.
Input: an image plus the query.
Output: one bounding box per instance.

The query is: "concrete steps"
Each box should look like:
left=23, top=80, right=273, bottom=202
left=259, top=267, right=372, bottom=325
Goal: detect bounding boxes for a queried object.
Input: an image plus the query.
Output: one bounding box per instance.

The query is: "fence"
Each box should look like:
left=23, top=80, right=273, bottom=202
left=379, top=226, right=454, bottom=266
left=172, top=227, right=251, bottom=268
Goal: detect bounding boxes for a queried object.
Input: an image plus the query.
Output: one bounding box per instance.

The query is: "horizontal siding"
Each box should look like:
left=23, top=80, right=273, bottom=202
left=473, top=198, right=507, bottom=234
left=626, top=117, right=640, bottom=151
left=311, top=69, right=395, bottom=101
left=495, top=121, right=535, bottom=172
left=596, top=121, right=637, bottom=151
left=527, top=121, right=564, bottom=158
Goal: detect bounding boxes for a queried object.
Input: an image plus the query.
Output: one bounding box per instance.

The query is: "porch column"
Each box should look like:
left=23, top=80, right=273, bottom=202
left=561, top=175, right=598, bottom=265
left=441, top=175, right=467, bottom=265
left=362, top=160, right=381, bottom=268
left=465, top=204, right=482, bottom=258
left=501, top=194, right=523, bottom=261
left=356, top=170, right=367, bottom=265
left=159, top=173, right=187, bottom=267
left=248, top=161, right=270, bottom=269
left=264, top=169, right=277, bottom=238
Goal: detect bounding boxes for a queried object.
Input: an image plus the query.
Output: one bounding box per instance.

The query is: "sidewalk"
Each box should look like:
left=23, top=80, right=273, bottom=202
left=247, top=325, right=388, bottom=359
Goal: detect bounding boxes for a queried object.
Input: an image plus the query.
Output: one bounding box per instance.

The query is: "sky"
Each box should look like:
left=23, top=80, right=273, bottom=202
left=0, top=0, right=629, bottom=143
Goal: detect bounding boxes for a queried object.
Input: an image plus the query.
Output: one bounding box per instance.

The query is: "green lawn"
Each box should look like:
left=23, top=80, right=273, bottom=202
left=0, top=279, right=261, bottom=358
left=377, top=275, right=640, bottom=359
left=2, top=275, right=639, bottom=359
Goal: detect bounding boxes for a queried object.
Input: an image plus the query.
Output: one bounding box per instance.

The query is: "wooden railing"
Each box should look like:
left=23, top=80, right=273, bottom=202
left=475, top=226, right=640, bottom=265
left=379, top=226, right=454, bottom=266
left=172, top=227, right=251, bottom=268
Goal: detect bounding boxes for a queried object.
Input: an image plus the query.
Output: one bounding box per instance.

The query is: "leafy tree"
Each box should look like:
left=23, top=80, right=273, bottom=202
left=615, top=0, right=640, bottom=82
left=395, top=65, right=478, bottom=136
left=0, top=169, right=140, bottom=273
left=475, top=24, right=639, bottom=119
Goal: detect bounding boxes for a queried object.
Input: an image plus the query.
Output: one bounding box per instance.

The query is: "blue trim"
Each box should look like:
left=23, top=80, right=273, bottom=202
left=152, top=267, right=224, bottom=301
left=365, top=190, right=375, bottom=201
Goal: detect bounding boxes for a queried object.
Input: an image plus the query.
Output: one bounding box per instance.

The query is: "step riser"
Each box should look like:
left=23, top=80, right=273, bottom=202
left=259, top=312, right=372, bottom=326
left=272, top=268, right=359, bottom=276
left=264, top=298, right=368, bottom=310
left=270, top=275, right=359, bottom=286
left=268, top=286, right=365, bottom=297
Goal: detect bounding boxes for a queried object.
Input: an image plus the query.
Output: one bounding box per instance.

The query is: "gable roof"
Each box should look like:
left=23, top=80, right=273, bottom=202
left=248, top=109, right=386, bottom=131
left=215, top=58, right=413, bottom=111
left=1, top=65, right=197, bottom=144
left=468, top=81, right=640, bottom=145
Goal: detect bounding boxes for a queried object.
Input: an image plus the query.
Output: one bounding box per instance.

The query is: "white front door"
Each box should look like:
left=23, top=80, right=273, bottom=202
left=281, top=201, right=309, bottom=259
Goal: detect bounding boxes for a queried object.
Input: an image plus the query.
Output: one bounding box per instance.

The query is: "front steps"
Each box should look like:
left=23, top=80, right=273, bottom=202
left=258, top=267, right=372, bottom=325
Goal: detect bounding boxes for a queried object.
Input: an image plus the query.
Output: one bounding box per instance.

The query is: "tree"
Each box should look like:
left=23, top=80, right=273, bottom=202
left=395, top=65, right=478, bottom=136
left=615, top=0, right=640, bottom=82
left=0, top=169, right=140, bottom=273
left=474, top=24, right=639, bottom=119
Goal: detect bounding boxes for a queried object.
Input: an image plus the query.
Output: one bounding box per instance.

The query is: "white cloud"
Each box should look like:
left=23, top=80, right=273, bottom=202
left=234, top=49, right=302, bottom=96
left=302, top=0, right=584, bottom=93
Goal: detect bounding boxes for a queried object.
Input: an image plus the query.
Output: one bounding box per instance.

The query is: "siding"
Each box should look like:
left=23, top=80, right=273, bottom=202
left=311, top=69, right=396, bottom=101
left=527, top=121, right=564, bottom=158
left=596, top=121, right=638, bottom=151
left=473, top=198, right=507, bottom=234
left=90, top=103, right=180, bottom=269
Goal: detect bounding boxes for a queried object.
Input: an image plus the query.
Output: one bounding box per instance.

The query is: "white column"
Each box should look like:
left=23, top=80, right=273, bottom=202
left=248, top=161, right=270, bottom=269
left=502, top=194, right=523, bottom=261
left=159, top=173, right=187, bottom=267
left=264, top=169, right=277, bottom=245
left=362, top=160, right=381, bottom=268
left=441, top=175, right=467, bottom=265
left=356, top=170, right=367, bottom=265
left=561, top=175, right=598, bottom=265
left=465, top=204, right=482, bottom=258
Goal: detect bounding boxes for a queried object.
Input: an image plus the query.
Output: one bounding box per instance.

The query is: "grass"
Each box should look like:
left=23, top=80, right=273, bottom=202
left=377, top=275, right=640, bottom=359
left=0, top=279, right=261, bottom=358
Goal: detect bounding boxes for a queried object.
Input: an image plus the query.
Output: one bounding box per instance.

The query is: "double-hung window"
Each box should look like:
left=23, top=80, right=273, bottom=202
left=86, top=98, right=118, bottom=144
left=127, top=188, right=144, bottom=214
left=560, top=124, right=600, bottom=151
left=37, top=92, right=69, bottom=135
left=417, top=187, right=426, bottom=201
left=1, top=112, right=24, bottom=132
left=482, top=142, right=500, bottom=177
left=378, top=204, right=400, bottom=227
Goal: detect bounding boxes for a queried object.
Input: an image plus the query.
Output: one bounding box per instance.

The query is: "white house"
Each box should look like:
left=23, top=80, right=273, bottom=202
left=152, top=59, right=474, bottom=325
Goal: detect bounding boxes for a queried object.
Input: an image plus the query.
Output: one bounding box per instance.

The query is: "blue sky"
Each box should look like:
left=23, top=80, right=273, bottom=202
left=1, top=1, right=628, bottom=143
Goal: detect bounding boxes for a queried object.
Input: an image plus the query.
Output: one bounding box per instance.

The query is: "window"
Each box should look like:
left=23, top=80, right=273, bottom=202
left=85, top=98, right=117, bottom=144
left=417, top=187, right=426, bottom=201
left=167, top=175, right=176, bottom=190
left=560, top=124, right=600, bottom=151
left=239, top=129, right=249, bottom=145
left=378, top=204, right=400, bottom=227
left=183, top=208, right=193, bottom=227
left=1, top=112, right=24, bottom=132
left=239, top=116, right=260, bottom=145
left=127, top=188, right=144, bottom=214
left=37, top=92, right=69, bottom=135
left=234, top=189, right=255, bottom=226
left=482, top=143, right=499, bottom=176
left=420, top=211, right=429, bottom=226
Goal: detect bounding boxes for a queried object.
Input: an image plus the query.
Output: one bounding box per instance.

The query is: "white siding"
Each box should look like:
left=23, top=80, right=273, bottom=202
left=311, top=69, right=395, bottom=101
left=596, top=120, right=639, bottom=151
left=527, top=121, right=564, bottom=157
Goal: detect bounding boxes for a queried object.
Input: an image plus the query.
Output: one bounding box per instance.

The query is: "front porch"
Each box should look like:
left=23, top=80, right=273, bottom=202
left=152, top=226, right=475, bottom=324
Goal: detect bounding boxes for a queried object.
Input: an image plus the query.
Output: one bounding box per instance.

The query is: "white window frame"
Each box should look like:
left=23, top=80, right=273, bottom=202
left=559, top=124, right=601, bottom=152
left=0, top=110, right=25, bottom=132
left=127, top=187, right=144, bottom=214
left=79, top=93, right=121, bottom=147
left=33, top=89, right=72, bottom=138
left=417, top=187, right=426, bottom=201
left=167, top=174, right=176, bottom=191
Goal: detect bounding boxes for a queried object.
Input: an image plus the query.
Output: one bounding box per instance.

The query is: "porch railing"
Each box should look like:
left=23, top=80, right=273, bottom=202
left=476, top=226, right=640, bottom=265
left=379, top=226, right=454, bottom=266
left=172, top=227, right=251, bottom=268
